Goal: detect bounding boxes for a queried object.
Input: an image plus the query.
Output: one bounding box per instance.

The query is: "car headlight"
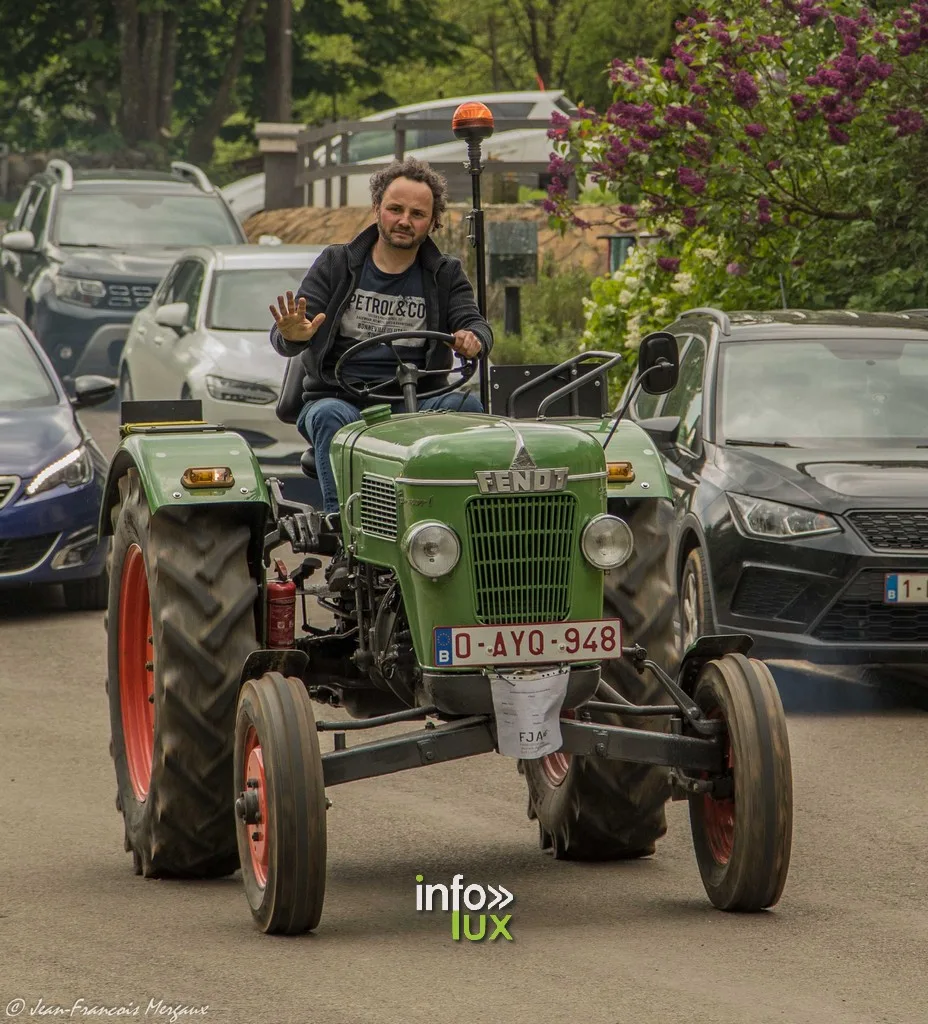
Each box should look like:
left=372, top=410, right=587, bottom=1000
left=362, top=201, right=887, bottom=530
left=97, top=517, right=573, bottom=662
left=581, top=514, right=634, bottom=569
left=727, top=493, right=840, bottom=539
left=403, top=521, right=461, bottom=578
left=54, top=276, right=106, bottom=307
left=25, top=445, right=93, bottom=497
left=205, top=375, right=277, bottom=404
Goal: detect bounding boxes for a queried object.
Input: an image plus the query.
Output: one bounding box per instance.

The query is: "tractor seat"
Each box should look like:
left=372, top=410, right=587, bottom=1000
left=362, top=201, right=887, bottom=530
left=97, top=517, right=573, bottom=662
left=300, top=448, right=317, bottom=479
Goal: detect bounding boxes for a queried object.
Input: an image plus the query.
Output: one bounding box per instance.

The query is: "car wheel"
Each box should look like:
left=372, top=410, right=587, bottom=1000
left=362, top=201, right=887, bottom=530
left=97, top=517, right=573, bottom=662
left=680, top=546, right=713, bottom=652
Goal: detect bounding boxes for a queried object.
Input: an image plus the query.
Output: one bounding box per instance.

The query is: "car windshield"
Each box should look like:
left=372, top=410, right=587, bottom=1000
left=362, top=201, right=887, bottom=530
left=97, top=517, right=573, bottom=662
left=55, top=194, right=242, bottom=247
left=207, top=267, right=309, bottom=331
left=0, top=324, right=57, bottom=408
left=718, top=335, right=928, bottom=445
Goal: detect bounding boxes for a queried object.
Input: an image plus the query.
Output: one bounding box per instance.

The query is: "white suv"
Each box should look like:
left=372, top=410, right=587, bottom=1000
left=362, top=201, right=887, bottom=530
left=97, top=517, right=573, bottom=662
left=223, top=90, right=578, bottom=220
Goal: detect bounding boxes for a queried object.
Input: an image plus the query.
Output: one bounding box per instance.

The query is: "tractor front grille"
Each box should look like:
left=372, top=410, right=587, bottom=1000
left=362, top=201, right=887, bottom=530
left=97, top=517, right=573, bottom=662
left=360, top=474, right=397, bottom=539
left=467, top=493, right=577, bottom=624
left=0, top=476, right=20, bottom=511
left=847, top=510, right=928, bottom=551
left=0, top=532, right=59, bottom=574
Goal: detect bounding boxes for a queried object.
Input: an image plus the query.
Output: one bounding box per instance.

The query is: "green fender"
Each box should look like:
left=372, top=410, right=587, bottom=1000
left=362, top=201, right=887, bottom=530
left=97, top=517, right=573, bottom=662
left=99, top=429, right=271, bottom=538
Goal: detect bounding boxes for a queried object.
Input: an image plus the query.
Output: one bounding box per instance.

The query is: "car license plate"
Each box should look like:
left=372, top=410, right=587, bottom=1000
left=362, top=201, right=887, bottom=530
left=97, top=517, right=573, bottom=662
left=433, top=619, right=623, bottom=668
left=884, top=573, right=928, bottom=604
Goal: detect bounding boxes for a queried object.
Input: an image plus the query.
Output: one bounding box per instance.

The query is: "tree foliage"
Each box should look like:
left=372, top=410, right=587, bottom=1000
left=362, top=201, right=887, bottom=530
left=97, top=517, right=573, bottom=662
left=547, top=0, right=928, bottom=361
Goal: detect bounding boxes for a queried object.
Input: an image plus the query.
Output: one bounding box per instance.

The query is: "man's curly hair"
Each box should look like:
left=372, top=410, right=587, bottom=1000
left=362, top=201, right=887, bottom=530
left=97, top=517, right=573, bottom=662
left=369, top=157, right=448, bottom=231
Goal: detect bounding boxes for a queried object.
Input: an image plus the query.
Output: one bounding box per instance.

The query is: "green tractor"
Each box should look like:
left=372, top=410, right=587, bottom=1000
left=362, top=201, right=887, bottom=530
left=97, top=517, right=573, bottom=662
left=100, top=103, right=792, bottom=935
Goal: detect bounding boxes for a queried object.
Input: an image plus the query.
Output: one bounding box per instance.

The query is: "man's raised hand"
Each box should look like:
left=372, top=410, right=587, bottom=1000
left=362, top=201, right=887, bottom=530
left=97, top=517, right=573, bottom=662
left=270, top=290, right=326, bottom=343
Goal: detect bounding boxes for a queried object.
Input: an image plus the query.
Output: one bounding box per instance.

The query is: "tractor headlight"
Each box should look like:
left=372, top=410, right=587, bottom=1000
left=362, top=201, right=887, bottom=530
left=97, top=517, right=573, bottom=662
left=403, top=521, right=460, bottom=578
left=581, top=514, right=634, bottom=569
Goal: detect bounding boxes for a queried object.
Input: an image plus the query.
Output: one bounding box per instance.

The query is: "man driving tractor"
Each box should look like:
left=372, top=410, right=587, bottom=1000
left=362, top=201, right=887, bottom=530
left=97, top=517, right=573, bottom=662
left=268, top=156, right=494, bottom=516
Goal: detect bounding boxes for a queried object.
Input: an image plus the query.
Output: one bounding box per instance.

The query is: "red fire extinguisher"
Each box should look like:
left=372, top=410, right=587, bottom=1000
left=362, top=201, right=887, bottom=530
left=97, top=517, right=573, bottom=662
left=267, top=559, right=296, bottom=649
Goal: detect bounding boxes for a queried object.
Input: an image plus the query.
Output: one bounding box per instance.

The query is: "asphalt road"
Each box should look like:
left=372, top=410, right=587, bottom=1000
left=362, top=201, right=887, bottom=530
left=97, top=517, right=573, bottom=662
left=1, top=409, right=926, bottom=1024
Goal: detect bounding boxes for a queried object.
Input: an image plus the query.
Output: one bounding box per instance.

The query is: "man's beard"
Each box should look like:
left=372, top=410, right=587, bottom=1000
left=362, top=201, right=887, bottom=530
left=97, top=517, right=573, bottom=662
left=377, top=216, right=424, bottom=250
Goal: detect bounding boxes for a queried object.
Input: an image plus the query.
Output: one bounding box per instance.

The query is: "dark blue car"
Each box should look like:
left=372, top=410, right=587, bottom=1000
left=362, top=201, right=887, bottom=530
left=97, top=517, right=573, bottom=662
left=0, top=310, right=115, bottom=609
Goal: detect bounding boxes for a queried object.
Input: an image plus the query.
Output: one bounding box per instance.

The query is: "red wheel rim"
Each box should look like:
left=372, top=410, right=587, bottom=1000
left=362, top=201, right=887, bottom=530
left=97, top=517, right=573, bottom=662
left=702, top=709, right=735, bottom=865
left=243, top=726, right=269, bottom=888
left=118, top=544, right=154, bottom=801
left=540, top=709, right=575, bottom=786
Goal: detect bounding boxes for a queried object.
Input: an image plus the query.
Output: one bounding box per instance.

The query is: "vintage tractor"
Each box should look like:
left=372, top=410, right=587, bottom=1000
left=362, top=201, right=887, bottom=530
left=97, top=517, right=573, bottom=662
left=99, top=103, right=793, bottom=935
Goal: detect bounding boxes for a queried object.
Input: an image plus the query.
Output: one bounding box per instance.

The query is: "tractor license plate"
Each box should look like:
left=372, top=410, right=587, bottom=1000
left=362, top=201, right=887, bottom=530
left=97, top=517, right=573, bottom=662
left=884, top=573, right=928, bottom=604
left=433, top=619, right=623, bottom=668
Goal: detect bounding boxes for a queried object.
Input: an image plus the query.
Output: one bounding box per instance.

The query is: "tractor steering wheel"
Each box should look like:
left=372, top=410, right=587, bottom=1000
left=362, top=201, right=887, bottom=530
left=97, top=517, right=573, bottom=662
left=333, top=331, right=479, bottom=412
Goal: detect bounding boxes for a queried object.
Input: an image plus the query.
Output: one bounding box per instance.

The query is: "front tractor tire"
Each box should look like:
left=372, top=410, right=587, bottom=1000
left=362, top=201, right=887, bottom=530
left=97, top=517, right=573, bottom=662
left=688, top=654, right=793, bottom=911
left=106, top=469, right=259, bottom=878
left=235, top=673, right=327, bottom=935
left=522, top=498, right=679, bottom=860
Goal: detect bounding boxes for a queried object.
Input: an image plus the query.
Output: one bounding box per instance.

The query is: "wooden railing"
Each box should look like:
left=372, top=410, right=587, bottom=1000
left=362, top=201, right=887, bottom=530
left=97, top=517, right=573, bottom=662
left=294, top=117, right=560, bottom=207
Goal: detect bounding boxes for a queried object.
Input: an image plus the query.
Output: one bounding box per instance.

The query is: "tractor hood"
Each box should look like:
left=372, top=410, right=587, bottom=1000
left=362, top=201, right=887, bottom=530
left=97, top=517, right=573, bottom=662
left=340, top=410, right=607, bottom=483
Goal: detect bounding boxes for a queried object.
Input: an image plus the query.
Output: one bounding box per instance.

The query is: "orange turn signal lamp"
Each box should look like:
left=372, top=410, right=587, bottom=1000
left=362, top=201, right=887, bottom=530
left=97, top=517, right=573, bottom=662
left=182, top=467, right=235, bottom=489
left=606, top=461, right=635, bottom=482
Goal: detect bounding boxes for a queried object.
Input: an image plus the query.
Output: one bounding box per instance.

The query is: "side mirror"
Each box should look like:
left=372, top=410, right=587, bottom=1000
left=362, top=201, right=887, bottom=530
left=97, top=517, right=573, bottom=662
left=637, top=415, right=681, bottom=449
left=71, top=374, right=117, bottom=410
left=1, top=229, right=37, bottom=252
left=637, top=331, right=679, bottom=395
left=154, top=301, right=190, bottom=332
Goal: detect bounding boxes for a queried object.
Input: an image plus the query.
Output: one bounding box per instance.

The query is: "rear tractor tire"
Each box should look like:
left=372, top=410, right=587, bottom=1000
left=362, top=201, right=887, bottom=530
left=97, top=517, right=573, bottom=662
left=106, top=468, right=259, bottom=878
left=522, top=498, right=679, bottom=860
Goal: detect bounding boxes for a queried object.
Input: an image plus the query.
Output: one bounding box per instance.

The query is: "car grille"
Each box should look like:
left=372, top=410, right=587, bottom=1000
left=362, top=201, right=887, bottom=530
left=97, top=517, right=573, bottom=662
left=467, top=493, right=577, bottom=625
left=0, top=532, right=59, bottom=574
left=847, top=510, right=928, bottom=551
left=813, top=569, right=928, bottom=643
left=360, top=474, right=398, bottom=539
left=730, top=567, right=812, bottom=621
left=105, top=283, right=156, bottom=310
left=0, top=476, right=20, bottom=511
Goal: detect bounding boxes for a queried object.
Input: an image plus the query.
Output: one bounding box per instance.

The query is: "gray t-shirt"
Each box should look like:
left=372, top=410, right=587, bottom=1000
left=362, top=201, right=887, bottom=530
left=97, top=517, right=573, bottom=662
left=332, top=254, right=428, bottom=381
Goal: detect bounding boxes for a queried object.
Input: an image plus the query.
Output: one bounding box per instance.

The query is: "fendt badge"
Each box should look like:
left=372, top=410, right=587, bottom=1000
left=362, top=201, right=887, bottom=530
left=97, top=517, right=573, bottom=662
left=474, top=468, right=569, bottom=494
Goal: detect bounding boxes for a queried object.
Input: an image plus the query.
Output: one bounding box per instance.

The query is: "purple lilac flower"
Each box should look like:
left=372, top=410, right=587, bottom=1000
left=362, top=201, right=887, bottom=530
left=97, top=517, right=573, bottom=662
left=660, top=60, right=680, bottom=83
left=745, top=122, right=768, bottom=138
left=726, top=262, right=745, bottom=275
left=678, top=167, right=707, bottom=194
left=665, top=105, right=708, bottom=128
left=766, top=159, right=782, bottom=170
left=828, top=126, right=850, bottom=144
left=798, top=1, right=827, bottom=27
left=542, top=199, right=559, bottom=214
left=619, top=204, right=638, bottom=217
left=682, top=207, right=699, bottom=228
left=887, top=108, right=925, bottom=136
left=731, top=71, right=759, bottom=109
left=658, top=257, right=681, bottom=272
left=757, top=34, right=784, bottom=49
left=630, top=138, right=650, bottom=152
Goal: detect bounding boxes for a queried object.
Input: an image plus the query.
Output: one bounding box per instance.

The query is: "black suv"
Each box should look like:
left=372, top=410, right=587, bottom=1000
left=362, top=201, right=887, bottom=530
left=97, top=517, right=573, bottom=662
left=625, top=306, right=928, bottom=673
left=0, top=160, right=248, bottom=380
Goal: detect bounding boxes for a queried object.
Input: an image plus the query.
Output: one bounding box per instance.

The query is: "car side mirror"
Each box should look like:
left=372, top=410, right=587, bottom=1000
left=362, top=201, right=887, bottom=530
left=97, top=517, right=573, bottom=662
left=155, top=301, right=190, bottom=332
left=1, top=229, right=37, bottom=253
left=71, top=374, right=117, bottom=410
left=637, top=415, right=681, bottom=450
left=637, top=331, right=679, bottom=395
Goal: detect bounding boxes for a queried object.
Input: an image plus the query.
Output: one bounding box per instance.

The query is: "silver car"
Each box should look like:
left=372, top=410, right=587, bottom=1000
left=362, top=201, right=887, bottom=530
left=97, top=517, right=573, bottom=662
left=118, top=243, right=326, bottom=502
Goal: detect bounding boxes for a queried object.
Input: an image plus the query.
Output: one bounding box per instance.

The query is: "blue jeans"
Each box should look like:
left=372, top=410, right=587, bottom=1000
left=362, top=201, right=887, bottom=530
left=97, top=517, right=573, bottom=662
left=296, top=391, right=484, bottom=513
